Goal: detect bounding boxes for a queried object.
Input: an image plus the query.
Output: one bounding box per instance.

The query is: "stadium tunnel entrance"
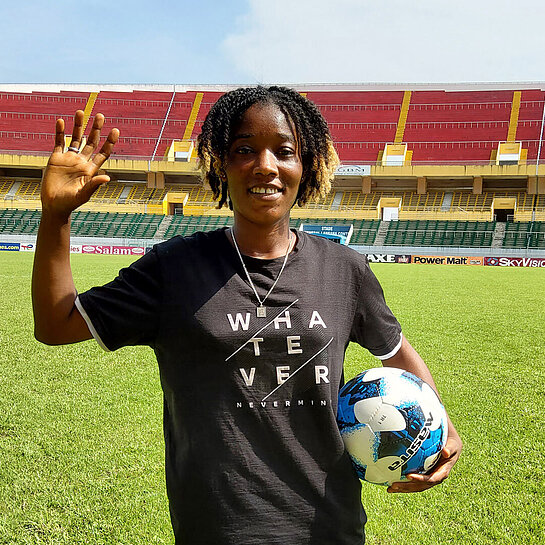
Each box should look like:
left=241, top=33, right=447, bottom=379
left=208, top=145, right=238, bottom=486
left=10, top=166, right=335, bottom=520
left=492, top=197, right=516, bottom=222
left=494, top=208, right=515, bottom=222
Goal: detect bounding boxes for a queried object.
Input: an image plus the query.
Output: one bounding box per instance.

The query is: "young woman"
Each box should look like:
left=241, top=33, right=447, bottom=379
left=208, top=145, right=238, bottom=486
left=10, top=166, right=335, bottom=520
left=32, top=86, right=462, bottom=544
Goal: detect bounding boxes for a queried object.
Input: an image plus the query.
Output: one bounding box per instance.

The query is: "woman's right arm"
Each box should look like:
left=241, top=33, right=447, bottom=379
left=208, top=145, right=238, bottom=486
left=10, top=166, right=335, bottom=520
left=32, top=111, right=119, bottom=344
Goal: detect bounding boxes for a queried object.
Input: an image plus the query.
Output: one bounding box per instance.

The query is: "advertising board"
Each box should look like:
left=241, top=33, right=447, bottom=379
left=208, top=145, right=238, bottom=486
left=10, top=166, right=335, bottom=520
left=366, top=254, right=412, bottom=263
left=0, top=242, right=20, bottom=251
left=301, top=224, right=353, bottom=245
left=484, top=256, right=545, bottom=267
left=412, top=255, right=483, bottom=266
left=334, top=165, right=371, bottom=176
left=80, top=245, right=145, bottom=256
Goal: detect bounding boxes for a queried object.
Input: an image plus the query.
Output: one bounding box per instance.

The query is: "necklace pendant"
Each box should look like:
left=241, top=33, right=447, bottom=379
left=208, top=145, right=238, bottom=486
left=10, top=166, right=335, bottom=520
left=257, top=305, right=267, bottom=318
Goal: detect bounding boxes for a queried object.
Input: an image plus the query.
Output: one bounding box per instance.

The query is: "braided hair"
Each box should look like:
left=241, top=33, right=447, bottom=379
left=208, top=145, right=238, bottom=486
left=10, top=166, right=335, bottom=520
left=197, top=86, right=339, bottom=208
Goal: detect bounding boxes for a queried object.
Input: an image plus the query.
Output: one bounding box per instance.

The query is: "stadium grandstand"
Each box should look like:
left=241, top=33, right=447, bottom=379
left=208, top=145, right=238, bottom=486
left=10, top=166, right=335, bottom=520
left=1, top=82, right=544, bottom=258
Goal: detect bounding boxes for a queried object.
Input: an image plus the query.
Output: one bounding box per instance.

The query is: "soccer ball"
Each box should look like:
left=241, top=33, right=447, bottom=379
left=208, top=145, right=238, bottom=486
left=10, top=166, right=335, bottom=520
left=337, top=367, right=448, bottom=486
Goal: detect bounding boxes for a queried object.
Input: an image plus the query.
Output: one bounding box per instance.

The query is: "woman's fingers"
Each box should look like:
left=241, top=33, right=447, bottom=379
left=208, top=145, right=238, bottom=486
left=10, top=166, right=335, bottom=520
left=92, top=128, right=120, bottom=169
left=43, top=112, right=119, bottom=217
left=48, top=110, right=119, bottom=172
left=53, top=118, right=65, bottom=153
left=77, top=173, right=111, bottom=203
left=80, top=113, right=105, bottom=160
left=387, top=441, right=461, bottom=493
left=67, top=110, right=85, bottom=152
left=53, top=111, right=119, bottom=169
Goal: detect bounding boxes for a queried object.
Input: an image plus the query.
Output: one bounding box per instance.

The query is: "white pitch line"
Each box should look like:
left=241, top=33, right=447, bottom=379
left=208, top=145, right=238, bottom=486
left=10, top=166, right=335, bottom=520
left=261, top=337, right=334, bottom=402
left=224, top=299, right=299, bottom=362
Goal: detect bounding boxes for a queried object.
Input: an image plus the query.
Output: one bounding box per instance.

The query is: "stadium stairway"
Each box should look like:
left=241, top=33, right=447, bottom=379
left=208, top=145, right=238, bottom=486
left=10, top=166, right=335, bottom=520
left=155, top=215, right=174, bottom=238
left=6, top=181, right=21, bottom=199
left=441, top=192, right=453, bottom=211
left=373, top=221, right=390, bottom=246
left=116, top=185, right=133, bottom=204
left=491, top=223, right=506, bottom=248
left=330, top=192, right=343, bottom=210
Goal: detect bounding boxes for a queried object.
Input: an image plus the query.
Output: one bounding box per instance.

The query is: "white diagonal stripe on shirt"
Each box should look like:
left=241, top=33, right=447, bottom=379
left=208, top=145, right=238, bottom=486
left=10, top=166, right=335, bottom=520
left=261, top=336, right=334, bottom=402
left=224, top=299, right=299, bottom=362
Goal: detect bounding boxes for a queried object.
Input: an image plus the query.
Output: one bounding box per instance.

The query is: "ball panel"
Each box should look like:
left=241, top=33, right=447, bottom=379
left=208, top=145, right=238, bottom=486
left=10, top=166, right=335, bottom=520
left=361, top=366, right=404, bottom=382
left=341, top=424, right=377, bottom=466
left=354, top=398, right=407, bottom=432
left=363, top=456, right=402, bottom=485
left=423, top=451, right=442, bottom=471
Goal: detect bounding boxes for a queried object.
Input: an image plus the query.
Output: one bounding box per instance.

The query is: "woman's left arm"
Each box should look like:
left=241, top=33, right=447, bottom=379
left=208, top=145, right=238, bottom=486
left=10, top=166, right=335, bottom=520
left=382, top=335, right=463, bottom=493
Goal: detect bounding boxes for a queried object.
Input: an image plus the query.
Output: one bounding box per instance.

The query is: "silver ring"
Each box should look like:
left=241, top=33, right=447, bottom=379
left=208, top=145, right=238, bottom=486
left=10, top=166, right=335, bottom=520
left=67, top=146, right=80, bottom=153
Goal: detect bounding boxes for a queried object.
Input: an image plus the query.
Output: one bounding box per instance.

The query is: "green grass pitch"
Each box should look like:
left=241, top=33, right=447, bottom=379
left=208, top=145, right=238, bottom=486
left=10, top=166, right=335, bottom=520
left=0, top=252, right=544, bottom=544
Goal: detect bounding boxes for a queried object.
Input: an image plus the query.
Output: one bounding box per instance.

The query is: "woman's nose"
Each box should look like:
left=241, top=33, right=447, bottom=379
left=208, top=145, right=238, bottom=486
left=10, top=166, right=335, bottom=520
left=253, top=149, right=278, bottom=176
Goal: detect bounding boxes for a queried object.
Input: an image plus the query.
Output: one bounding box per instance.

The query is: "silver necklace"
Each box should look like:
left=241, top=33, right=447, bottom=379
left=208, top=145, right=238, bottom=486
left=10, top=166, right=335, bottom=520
left=230, top=227, right=292, bottom=318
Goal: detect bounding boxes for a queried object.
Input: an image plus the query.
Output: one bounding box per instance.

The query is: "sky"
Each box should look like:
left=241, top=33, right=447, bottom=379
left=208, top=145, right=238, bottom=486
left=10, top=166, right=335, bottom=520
left=1, top=0, right=544, bottom=86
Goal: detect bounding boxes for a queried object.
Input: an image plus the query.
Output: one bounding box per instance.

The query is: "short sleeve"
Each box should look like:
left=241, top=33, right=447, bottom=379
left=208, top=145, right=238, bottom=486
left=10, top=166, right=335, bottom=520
left=349, top=256, right=402, bottom=359
left=76, top=247, right=162, bottom=351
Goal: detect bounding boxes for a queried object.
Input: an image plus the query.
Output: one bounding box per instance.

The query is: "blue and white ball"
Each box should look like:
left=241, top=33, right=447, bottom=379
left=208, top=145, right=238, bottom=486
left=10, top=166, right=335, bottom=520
left=337, top=367, right=448, bottom=486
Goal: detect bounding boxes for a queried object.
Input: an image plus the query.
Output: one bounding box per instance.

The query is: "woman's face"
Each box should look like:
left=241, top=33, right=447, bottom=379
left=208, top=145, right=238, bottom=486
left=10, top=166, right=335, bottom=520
left=223, top=102, right=303, bottom=229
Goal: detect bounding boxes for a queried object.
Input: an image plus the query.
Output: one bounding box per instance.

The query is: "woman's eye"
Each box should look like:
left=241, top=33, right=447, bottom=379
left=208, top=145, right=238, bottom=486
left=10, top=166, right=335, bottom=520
left=278, top=147, right=295, bottom=156
left=235, top=146, right=253, bottom=154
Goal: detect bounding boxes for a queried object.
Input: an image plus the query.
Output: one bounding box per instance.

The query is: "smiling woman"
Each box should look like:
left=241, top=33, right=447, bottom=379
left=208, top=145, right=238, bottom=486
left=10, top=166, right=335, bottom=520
left=197, top=86, right=339, bottom=258
left=32, top=85, right=462, bottom=545
left=197, top=86, right=339, bottom=211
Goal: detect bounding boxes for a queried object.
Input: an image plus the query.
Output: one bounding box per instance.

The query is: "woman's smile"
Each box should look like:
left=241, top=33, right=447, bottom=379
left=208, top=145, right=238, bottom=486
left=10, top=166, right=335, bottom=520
left=250, top=186, right=281, bottom=194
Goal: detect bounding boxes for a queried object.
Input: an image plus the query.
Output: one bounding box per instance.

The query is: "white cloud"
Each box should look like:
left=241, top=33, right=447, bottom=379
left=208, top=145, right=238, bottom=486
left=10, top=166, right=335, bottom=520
left=222, top=0, right=545, bottom=83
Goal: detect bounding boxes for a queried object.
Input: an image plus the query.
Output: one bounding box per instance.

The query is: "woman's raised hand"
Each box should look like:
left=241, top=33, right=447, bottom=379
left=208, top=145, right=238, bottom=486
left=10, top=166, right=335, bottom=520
left=41, top=110, right=119, bottom=219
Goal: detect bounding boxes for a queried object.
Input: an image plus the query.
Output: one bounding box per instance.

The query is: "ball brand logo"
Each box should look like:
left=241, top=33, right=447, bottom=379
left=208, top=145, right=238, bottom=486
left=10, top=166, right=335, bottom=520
left=388, top=412, right=434, bottom=470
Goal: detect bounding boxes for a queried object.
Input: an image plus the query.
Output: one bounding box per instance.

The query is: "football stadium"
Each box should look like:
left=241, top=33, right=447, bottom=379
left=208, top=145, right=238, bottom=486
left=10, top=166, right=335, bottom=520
left=1, top=83, right=545, bottom=258
left=1, top=84, right=544, bottom=544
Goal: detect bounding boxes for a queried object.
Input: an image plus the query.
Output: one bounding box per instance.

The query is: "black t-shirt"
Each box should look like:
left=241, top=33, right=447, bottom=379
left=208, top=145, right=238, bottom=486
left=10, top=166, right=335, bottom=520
left=76, top=228, right=402, bottom=545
